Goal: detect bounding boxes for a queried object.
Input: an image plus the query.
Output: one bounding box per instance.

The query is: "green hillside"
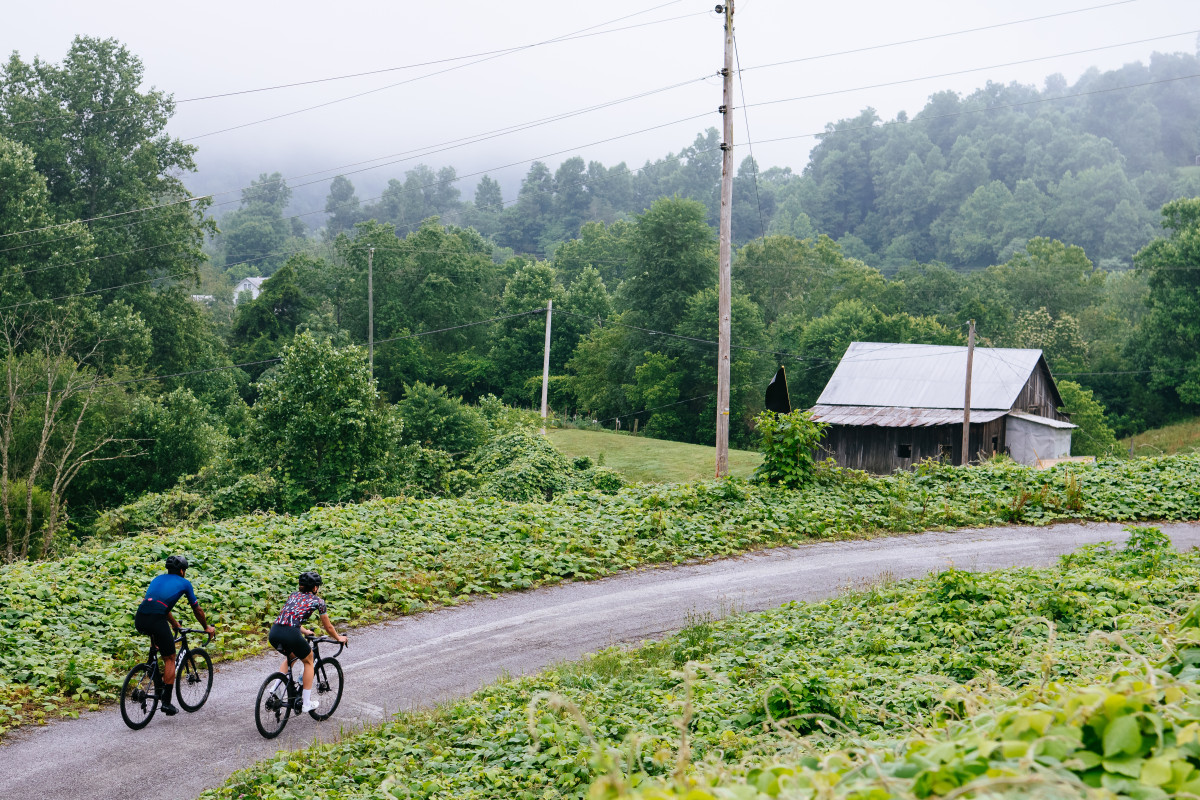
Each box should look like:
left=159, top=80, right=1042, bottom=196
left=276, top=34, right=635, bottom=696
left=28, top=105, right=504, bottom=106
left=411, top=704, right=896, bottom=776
left=547, top=428, right=762, bottom=483
left=1128, top=417, right=1200, bottom=456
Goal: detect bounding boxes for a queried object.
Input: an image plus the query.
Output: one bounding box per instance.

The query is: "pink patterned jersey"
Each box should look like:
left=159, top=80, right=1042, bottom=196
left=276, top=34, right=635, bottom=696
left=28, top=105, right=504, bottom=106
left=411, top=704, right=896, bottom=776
left=274, top=591, right=327, bottom=627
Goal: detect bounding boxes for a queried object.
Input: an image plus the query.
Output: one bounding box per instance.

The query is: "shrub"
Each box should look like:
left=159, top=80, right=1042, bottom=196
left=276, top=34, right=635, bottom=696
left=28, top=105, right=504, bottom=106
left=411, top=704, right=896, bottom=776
left=751, top=410, right=829, bottom=489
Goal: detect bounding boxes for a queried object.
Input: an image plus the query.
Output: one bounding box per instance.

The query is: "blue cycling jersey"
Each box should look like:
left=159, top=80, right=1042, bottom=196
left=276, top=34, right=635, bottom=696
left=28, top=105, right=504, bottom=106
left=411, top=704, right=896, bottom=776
left=138, top=573, right=199, bottom=615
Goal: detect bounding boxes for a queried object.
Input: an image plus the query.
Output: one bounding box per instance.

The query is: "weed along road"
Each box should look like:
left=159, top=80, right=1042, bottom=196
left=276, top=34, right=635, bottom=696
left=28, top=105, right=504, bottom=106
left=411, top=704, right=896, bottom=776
left=5, top=520, right=1200, bottom=800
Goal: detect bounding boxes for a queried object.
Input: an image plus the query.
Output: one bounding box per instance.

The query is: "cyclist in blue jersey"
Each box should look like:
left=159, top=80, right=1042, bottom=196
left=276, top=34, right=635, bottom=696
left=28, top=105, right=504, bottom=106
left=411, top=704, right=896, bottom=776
left=134, top=555, right=216, bottom=716
left=268, top=571, right=346, bottom=713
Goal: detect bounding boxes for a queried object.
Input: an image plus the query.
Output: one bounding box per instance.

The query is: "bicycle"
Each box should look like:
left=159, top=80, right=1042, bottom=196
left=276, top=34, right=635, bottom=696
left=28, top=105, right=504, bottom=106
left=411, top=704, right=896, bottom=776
left=254, top=634, right=346, bottom=739
left=120, top=627, right=214, bottom=730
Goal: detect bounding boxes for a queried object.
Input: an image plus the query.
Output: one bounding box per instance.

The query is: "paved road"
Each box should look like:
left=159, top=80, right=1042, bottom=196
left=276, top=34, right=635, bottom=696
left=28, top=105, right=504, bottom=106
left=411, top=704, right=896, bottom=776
left=4, top=520, right=1200, bottom=799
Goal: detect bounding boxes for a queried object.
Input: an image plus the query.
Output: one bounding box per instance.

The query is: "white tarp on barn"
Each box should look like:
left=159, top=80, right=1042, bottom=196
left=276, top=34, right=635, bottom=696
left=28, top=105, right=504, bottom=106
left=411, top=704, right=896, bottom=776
left=1006, top=412, right=1075, bottom=466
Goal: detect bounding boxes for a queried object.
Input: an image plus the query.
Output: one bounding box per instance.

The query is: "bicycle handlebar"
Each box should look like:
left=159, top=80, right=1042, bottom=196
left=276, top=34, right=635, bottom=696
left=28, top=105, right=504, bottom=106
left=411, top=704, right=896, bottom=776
left=176, top=627, right=215, bottom=644
left=306, top=634, right=347, bottom=658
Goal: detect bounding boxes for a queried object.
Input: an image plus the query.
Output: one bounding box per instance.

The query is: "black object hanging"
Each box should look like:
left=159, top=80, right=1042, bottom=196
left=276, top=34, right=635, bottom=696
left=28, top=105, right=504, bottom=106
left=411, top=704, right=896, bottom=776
left=764, top=365, right=791, bottom=414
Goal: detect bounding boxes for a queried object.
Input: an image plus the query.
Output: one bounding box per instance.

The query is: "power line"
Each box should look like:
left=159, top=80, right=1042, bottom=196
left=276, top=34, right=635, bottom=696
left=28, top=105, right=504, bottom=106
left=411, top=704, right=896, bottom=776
left=12, top=309, right=549, bottom=400
left=5, top=9, right=705, bottom=130
left=181, top=3, right=700, bottom=142
left=732, top=33, right=767, bottom=243
left=743, top=30, right=1200, bottom=114
left=596, top=393, right=716, bottom=425
left=0, top=75, right=709, bottom=257
left=741, top=0, right=1142, bottom=74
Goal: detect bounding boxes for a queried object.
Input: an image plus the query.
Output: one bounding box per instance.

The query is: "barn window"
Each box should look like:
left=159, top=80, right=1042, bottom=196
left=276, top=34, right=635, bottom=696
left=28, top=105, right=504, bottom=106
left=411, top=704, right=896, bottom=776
left=897, top=443, right=912, bottom=458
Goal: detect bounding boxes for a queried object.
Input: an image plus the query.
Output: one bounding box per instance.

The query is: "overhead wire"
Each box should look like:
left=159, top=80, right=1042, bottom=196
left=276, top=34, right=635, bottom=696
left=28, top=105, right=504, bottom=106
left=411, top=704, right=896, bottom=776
left=5, top=7, right=704, bottom=130
left=732, top=32, right=768, bottom=242
left=13, top=308, right=549, bottom=400
left=181, top=2, right=702, bottom=141
left=741, top=0, right=1142, bottom=74
left=742, top=29, right=1200, bottom=113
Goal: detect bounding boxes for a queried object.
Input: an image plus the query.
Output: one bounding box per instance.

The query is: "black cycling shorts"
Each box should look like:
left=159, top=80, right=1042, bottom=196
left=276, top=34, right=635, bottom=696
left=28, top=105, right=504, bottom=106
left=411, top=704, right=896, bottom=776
left=134, top=610, right=176, bottom=658
left=269, top=623, right=310, bottom=661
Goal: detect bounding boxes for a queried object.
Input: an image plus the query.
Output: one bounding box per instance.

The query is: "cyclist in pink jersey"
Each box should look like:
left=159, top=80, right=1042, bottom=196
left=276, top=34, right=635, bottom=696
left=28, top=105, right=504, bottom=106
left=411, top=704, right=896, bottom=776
left=267, top=571, right=346, bottom=713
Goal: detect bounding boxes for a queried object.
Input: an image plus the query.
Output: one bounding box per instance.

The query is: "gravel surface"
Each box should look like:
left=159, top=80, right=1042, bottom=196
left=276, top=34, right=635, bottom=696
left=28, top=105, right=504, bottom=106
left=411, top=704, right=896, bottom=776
left=3, top=520, right=1199, bottom=799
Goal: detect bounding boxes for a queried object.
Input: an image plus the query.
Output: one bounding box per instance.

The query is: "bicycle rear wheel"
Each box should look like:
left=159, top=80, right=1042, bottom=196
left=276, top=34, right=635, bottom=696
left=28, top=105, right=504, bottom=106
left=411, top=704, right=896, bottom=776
left=309, top=657, right=343, bottom=720
left=120, top=663, right=158, bottom=730
left=255, top=672, right=291, bottom=739
left=176, top=647, right=213, bottom=711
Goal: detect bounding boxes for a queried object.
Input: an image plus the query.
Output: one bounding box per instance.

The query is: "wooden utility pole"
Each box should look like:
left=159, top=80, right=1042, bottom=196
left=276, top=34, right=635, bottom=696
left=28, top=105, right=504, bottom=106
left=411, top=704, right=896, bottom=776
left=367, top=247, right=375, bottom=379
left=715, top=1, right=735, bottom=478
left=961, top=319, right=976, bottom=466
left=540, top=300, right=553, bottom=434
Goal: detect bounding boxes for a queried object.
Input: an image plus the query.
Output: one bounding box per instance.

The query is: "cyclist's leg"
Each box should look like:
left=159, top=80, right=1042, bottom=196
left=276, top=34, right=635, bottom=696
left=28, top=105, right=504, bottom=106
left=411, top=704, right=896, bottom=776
left=135, top=611, right=177, bottom=711
left=300, top=651, right=315, bottom=690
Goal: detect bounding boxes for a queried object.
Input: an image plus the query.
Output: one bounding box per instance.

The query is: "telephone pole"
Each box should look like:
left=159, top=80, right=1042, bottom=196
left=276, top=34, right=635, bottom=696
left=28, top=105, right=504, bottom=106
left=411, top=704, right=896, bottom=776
left=540, top=300, right=553, bottom=434
left=715, top=1, right=735, bottom=478
left=367, top=247, right=375, bottom=379
left=961, top=319, right=975, bottom=466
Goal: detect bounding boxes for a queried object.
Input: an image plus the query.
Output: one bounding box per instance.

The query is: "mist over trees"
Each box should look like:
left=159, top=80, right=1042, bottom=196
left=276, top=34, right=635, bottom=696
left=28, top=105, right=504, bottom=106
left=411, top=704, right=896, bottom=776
left=3, top=35, right=1200, bottom=560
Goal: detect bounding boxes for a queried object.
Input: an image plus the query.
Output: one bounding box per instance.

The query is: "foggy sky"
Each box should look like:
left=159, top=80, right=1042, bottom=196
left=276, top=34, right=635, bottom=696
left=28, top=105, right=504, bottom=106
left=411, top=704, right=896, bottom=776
left=3, top=0, right=1198, bottom=216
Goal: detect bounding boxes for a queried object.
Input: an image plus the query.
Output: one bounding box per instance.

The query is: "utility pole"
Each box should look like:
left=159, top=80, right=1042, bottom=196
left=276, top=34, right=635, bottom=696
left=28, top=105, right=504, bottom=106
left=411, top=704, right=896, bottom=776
left=715, top=1, right=735, bottom=478
left=367, top=247, right=375, bottom=379
left=540, top=300, right=553, bottom=434
left=961, top=319, right=976, bottom=466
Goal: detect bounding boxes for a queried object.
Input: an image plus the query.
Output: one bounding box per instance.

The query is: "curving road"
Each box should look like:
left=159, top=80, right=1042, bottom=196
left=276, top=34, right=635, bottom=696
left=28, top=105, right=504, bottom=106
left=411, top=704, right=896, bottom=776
left=3, top=520, right=1200, bottom=799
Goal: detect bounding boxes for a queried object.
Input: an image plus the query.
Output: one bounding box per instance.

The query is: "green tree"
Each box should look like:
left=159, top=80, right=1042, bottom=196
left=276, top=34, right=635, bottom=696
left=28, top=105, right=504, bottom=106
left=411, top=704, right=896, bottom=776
left=1134, top=197, right=1200, bottom=408
left=618, top=197, right=716, bottom=326
left=324, top=175, right=362, bottom=238
left=0, top=37, right=214, bottom=314
left=245, top=332, right=397, bottom=510
left=1057, top=379, right=1119, bottom=456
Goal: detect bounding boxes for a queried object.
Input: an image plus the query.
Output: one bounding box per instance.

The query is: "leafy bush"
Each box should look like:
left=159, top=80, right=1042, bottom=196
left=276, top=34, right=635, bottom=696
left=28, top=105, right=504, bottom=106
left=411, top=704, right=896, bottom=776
left=472, top=429, right=577, bottom=501
left=472, top=430, right=626, bottom=501
left=751, top=410, right=828, bottom=489
left=243, top=332, right=400, bottom=511
left=398, top=381, right=488, bottom=456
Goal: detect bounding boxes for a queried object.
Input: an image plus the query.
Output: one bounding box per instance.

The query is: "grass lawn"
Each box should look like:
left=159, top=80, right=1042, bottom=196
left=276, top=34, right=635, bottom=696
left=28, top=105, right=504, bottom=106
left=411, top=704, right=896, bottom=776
left=1127, top=416, right=1200, bottom=456
left=547, top=427, right=762, bottom=483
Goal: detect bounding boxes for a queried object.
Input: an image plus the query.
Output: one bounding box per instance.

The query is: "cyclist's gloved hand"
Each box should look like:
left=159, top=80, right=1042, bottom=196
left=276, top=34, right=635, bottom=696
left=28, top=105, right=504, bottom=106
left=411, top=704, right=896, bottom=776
left=205, top=625, right=216, bottom=636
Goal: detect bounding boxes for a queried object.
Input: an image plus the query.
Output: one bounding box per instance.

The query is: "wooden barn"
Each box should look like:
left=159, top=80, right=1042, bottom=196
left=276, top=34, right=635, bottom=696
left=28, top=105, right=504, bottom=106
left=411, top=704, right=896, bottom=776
left=809, top=342, right=1075, bottom=473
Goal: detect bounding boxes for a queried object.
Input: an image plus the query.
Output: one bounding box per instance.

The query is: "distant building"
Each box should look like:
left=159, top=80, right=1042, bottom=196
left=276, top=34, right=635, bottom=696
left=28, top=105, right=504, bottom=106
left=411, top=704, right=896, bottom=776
left=809, top=341, right=1075, bottom=472
left=233, top=277, right=266, bottom=304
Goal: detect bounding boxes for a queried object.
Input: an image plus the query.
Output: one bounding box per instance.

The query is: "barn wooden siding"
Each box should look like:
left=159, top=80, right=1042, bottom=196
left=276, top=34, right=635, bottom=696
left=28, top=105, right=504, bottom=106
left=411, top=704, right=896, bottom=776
left=1011, top=357, right=1069, bottom=421
left=822, top=418, right=1007, bottom=474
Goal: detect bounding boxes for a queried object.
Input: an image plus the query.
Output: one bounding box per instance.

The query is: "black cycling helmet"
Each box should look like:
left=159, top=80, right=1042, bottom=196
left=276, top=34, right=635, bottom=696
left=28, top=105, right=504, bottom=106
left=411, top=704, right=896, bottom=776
left=165, top=554, right=189, bottom=574
left=298, top=571, right=322, bottom=591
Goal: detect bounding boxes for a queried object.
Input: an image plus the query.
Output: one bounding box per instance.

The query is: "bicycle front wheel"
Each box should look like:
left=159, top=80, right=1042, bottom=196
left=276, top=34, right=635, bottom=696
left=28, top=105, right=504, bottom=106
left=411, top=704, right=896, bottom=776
left=176, top=647, right=213, bottom=711
left=120, top=663, right=159, bottom=730
left=310, top=657, right=344, bottom=721
left=255, top=672, right=291, bottom=739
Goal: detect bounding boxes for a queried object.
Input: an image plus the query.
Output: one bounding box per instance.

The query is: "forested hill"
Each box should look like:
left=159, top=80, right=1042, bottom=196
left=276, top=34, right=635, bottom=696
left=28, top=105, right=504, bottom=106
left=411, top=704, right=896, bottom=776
left=228, top=49, right=1200, bottom=272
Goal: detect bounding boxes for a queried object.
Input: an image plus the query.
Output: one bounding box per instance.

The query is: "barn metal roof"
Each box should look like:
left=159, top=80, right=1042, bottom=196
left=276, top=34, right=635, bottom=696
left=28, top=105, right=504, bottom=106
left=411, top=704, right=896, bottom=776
left=815, top=342, right=1044, bottom=410
left=1008, top=411, right=1076, bottom=429
left=810, top=405, right=1008, bottom=427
